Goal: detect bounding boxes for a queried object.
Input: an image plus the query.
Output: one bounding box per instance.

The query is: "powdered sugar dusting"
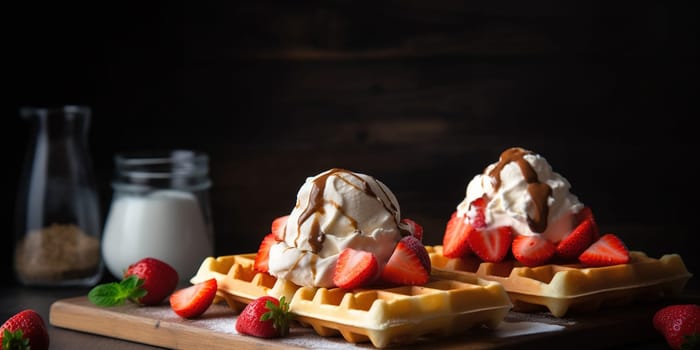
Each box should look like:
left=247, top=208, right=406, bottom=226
left=494, top=321, right=565, bottom=337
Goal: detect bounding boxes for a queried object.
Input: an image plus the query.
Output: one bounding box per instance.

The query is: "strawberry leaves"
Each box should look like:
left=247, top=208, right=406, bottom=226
left=88, top=275, right=147, bottom=306
left=261, top=296, right=293, bottom=337
left=2, top=329, right=30, bottom=350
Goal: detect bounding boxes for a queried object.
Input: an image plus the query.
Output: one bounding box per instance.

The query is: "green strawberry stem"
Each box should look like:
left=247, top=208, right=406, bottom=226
left=681, top=333, right=699, bottom=350
left=2, top=329, right=30, bottom=350
left=88, top=275, right=148, bottom=306
left=260, top=296, right=294, bottom=337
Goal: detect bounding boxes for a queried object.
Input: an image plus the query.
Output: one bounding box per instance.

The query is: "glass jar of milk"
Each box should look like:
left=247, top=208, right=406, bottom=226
left=101, top=150, right=214, bottom=284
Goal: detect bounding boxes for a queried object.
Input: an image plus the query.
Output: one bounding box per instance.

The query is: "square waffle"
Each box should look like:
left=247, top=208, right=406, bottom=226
left=426, top=245, right=692, bottom=317
left=190, top=253, right=513, bottom=348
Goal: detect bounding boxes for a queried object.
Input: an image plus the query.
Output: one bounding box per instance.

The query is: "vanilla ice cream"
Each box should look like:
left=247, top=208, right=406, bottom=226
left=457, top=147, right=584, bottom=243
left=268, top=168, right=410, bottom=287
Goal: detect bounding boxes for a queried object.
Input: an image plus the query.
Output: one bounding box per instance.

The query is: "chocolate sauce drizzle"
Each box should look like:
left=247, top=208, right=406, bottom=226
left=296, top=168, right=403, bottom=252
left=487, top=148, right=552, bottom=233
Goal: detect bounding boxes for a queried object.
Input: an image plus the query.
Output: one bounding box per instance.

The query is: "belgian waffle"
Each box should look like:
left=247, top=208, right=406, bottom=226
left=426, top=245, right=692, bottom=317
left=190, top=253, right=513, bottom=348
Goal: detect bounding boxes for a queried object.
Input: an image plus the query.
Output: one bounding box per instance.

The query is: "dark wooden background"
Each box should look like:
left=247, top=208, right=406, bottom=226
left=3, top=1, right=698, bottom=289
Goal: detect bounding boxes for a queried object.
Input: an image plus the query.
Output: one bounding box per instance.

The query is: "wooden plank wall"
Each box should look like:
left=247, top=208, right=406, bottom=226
left=4, top=1, right=698, bottom=287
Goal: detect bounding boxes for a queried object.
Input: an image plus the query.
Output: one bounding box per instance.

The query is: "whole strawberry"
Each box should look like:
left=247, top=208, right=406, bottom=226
left=653, top=304, right=700, bottom=350
left=0, top=309, right=49, bottom=350
left=235, top=296, right=293, bottom=338
left=89, top=257, right=179, bottom=306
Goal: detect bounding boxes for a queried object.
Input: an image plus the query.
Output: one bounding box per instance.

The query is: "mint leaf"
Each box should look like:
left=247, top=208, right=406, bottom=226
left=88, top=275, right=148, bottom=307
left=88, top=283, right=129, bottom=306
left=120, top=275, right=143, bottom=290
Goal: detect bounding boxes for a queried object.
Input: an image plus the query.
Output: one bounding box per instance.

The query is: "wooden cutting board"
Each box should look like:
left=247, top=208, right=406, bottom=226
left=48, top=295, right=693, bottom=350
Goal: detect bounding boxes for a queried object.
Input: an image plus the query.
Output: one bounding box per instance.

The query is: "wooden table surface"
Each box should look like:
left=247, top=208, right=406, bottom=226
left=2, top=285, right=697, bottom=349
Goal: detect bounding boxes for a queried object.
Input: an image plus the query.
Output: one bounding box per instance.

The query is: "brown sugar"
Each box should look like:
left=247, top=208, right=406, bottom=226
left=15, top=223, right=101, bottom=283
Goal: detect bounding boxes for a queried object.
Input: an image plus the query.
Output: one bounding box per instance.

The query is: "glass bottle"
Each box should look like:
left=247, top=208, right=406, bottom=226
left=14, top=106, right=103, bottom=286
left=101, top=150, right=214, bottom=284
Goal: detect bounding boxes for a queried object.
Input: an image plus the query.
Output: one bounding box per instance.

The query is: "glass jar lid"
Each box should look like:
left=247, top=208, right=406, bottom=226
left=112, top=150, right=211, bottom=192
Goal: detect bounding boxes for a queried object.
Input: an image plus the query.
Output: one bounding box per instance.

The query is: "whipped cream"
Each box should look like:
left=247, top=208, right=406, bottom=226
left=268, top=168, right=409, bottom=287
left=457, top=147, right=583, bottom=243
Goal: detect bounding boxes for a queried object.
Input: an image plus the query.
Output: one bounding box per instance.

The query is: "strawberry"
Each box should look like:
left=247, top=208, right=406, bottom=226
left=653, top=304, right=700, bottom=350
left=381, top=235, right=431, bottom=285
left=575, top=206, right=600, bottom=240
left=333, top=248, right=379, bottom=289
left=556, top=217, right=596, bottom=260
left=468, top=226, right=513, bottom=263
left=88, top=257, right=179, bottom=307
left=254, top=233, right=278, bottom=273
left=124, top=258, right=180, bottom=305
left=578, top=233, right=630, bottom=267
left=271, top=215, right=289, bottom=241
left=235, top=296, right=294, bottom=338
left=468, top=197, right=487, bottom=230
left=512, top=235, right=556, bottom=267
left=442, top=211, right=474, bottom=258
left=401, top=218, right=423, bottom=241
left=0, top=309, right=49, bottom=350
left=169, top=278, right=218, bottom=318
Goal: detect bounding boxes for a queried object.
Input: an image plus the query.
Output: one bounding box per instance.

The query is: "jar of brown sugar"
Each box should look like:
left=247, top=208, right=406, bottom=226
left=14, top=106, right=103, bottom=286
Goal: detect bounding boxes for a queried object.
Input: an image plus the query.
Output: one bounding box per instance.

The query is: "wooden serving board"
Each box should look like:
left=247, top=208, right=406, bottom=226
left=49, top=296, right=687, bottom=350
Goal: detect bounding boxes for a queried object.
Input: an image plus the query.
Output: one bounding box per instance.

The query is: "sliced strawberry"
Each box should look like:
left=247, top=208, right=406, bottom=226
left=271, top=215, right=289, bottom=241
left=254, top=233, right=277, bottom=273
left=469, top=197, right=487, bottom=230
left=401, top=218, right=423, bottom=241
left=442, top=211, right=474, bottom=258
left=575, top=207, right=599, bottom=240
left=556, top=218, right=596, bottom=260
left=468, top=226, right=513, bottom=263
left=578, top=233, right=630, bottom=267
left=169, top=278, right=218, bottom=318
left=400, top=235, right=431, bottom=271
left=381, top=236, right=430, bottom=285
left=333, top=248, right=378, bottom=289
left=512, top=235, right=556, bottom=267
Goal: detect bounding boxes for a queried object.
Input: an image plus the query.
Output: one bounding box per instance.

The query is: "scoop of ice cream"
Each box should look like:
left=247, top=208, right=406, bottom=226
left=268, top=168, right=408, bottom=287
left=457, top=147, right=584, bottom=243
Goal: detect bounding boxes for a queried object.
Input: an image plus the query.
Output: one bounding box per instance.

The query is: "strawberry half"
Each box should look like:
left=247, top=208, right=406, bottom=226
left=468, top=226, right=513, bottom=263
left=468, top=197, right=487, bottom=230
left=271, top=215, right=289, bottom=241
left=333, top=248, right=379, bottom=289
left=556, top=217, right=596, bottom=260
left=578, top=233, right=630, bottom=267
left=236, top=296, right=293, bottom=338
left=401, top=218, right=423, bottom=241
left=442, top=211, right=474, bottom=258
left=254, top=233, right=278, bottom=273
left=512, top=235, right=556, bottom=267
left=381, top=236, right=431, bottom=285
left=0, top=309, right=49, bottom=350
left=575, top=206, right=600, bottom=240
left=169, top=278, right=218, bottom=318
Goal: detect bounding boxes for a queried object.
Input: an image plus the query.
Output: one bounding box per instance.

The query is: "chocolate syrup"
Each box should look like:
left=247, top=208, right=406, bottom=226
left=295, top=168, right=403, bottom=252
left=487, top=148, right=552, bottom=233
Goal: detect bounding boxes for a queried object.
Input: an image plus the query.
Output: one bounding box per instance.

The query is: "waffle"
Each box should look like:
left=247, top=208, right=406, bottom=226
left=190, top=253, right=513, bottom=348
left=426, top=245, right=692, bottom=317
